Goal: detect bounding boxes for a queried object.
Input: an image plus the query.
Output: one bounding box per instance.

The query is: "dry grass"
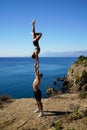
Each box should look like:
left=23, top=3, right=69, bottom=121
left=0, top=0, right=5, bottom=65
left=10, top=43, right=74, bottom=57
left=0, top=94, right=87, bottom=130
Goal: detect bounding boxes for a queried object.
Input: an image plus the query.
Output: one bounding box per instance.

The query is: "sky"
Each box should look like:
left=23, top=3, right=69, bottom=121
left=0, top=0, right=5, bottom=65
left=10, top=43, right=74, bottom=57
left=0, top=0, right=87, bottom=57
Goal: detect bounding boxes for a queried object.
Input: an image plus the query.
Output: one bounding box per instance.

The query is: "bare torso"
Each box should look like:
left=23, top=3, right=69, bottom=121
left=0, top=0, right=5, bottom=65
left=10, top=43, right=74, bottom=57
left=33, top=77, right=40, bottom=91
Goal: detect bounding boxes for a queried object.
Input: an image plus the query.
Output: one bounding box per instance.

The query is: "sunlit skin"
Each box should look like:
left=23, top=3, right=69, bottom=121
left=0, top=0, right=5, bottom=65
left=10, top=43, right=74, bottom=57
left=31, top=20, right=42, bottom=68
left=33, top=66, right=43, bottom=111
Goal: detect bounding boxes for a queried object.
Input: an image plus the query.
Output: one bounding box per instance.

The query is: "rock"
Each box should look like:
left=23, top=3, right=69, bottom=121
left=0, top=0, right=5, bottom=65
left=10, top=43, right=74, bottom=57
left=53, top=81, right=59, bottom=86
left=81, top=84, right=87, bottom=92
left=46, top=87, right=56, bottom=97
left=57, top=77, right=65, bottom=81
left=65, top=55, right=87, bottom=93
left=46, top=86, right=61, bottom=97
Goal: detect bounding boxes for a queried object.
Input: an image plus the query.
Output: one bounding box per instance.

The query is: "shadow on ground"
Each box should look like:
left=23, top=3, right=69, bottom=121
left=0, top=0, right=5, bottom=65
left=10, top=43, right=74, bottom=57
left=43, top=110, right=71, bottom=116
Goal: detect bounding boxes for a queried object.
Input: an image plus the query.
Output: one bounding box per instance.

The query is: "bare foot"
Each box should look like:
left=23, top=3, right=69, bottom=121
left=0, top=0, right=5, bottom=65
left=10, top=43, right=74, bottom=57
left=32, top=19, right=35, bottom=25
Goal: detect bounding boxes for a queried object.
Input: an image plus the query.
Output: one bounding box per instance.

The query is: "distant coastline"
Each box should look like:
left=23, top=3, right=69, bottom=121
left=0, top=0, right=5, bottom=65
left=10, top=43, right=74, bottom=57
left=0, top=50, right=87, bottom=58
left=41, top=50, right=87, bottom=57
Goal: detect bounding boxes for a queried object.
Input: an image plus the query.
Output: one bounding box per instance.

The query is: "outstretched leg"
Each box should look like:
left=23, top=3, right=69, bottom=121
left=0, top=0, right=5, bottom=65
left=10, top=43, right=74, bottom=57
left=32, top=19, right=42, bottom=41
left=32, top=19, right=36, bottom=39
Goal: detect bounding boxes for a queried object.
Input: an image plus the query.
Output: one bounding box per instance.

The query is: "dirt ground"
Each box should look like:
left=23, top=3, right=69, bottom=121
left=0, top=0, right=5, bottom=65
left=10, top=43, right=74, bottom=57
left=0, top=93, right=87, bottom=130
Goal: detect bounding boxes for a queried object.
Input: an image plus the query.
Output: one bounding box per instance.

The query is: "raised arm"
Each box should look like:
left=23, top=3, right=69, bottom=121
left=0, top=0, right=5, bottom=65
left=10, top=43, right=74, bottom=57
left=33, top=33, right=42, bottom=42
left=34, top=52, right=39, bottom=68
left=34, top=64, right=39, bottom=78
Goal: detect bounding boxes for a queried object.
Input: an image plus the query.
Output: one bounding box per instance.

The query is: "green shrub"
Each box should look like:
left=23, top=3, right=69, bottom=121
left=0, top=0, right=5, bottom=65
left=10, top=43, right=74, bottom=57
left=67, top=128, right=76, bottom=130
left=81, top=70, right=87, bottom=84
left=78, top=55, right=87, bottom=61
left=68, top=109, right=82, bottom=121
left=75, top=75, right=80, bottom=84
left=82, top=70, right=87, bottom=78
left=0, top=95, right=12, bottom=102
left=77, top=56, right=87, bottom=65
left=55, top=121, right=62, bottom=130
left=0, top=95, right=12, bottom=108
left=79, top=91, right=87, bottom=99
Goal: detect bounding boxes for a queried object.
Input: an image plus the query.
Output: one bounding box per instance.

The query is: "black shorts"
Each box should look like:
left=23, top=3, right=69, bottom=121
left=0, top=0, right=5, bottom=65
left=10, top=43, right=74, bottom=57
left=34, top=89, right=41, bottom=101
left=35, top=46, right=40, bottom=52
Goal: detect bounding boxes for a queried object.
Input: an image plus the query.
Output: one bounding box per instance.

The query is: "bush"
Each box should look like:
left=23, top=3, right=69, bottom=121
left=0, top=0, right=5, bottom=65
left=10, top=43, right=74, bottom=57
left=0, top=95, right=12, bottom=102
left=54, top=121, right=62, bottom=130
left=78, top=55, right=87, bottom=61
left=67, top=128, right=76, bottom=130
left=75, top=75, right=80, bottom=84
left=81, top=70, right=87, bottom=84
left=77, top=56, right=87, bottom=65
left=0, top=95, right=12, bottom=108
left=79, top=91, right=87, bottom=99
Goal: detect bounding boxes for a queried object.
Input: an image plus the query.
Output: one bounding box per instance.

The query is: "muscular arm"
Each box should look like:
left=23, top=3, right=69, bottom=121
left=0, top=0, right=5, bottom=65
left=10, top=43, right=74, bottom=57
left=34, top=64, right=39, bottom=78
left=33, top=33, right=42, bottom=42
left=35, top=53, right=39, bottom=68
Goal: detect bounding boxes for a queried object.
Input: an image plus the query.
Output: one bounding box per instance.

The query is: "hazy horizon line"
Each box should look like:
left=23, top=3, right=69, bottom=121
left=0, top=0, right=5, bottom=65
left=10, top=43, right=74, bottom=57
left=0, top=50, right=87, bottom=58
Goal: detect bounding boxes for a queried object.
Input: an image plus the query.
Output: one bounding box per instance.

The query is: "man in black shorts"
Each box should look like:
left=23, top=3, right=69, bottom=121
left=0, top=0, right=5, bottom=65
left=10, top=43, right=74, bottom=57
left=34, top=89, right=41, bottom=101
left=33, top=66, right=44, bottom=117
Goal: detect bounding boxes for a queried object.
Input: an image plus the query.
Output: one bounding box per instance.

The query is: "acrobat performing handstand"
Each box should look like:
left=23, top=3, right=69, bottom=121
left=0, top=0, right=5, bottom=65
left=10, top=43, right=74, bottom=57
left=31, top=19, right=42, bottom=68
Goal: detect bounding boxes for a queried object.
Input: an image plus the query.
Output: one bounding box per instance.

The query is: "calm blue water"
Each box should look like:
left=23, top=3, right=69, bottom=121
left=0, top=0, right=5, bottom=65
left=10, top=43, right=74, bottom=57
left=0, top=57, right=77, bottom=98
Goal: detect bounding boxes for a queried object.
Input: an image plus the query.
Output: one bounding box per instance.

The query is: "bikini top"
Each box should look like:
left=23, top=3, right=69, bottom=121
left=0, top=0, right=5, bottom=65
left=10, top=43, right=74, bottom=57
left=33, top=40, right=39, bottom=47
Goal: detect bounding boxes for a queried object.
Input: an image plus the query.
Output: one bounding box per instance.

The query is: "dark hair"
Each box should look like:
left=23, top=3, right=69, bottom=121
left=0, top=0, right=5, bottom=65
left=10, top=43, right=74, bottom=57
left=40, top=73, right=43, bottom=78
left=31, top=52, right=36, bottom=59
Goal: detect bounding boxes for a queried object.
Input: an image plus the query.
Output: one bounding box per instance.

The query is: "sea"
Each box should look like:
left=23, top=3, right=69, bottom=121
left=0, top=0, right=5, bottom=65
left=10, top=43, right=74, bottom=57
left=0, top=57, right=77, bottom=99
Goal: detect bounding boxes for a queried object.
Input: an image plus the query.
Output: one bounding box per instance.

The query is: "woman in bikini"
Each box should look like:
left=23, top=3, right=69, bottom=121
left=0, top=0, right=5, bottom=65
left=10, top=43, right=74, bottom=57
left=31, top=20, right=42, bottom=68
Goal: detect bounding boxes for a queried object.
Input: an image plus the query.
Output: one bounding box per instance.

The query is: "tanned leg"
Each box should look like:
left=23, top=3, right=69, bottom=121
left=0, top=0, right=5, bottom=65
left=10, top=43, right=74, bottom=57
left=32, top=19, right=36, bottom=39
